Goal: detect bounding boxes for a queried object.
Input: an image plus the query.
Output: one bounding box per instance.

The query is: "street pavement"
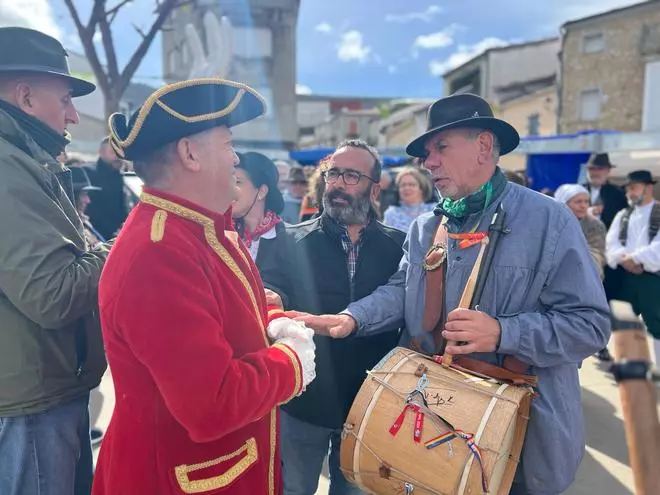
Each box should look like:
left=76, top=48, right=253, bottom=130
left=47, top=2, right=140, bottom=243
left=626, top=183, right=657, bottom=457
left=91, top=345, right=658, bottom=494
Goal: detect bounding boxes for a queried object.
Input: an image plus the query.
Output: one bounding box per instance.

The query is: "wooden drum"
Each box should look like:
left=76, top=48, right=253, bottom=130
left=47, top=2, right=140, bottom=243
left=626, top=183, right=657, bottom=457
left=340, top=347, right=534, bottom=495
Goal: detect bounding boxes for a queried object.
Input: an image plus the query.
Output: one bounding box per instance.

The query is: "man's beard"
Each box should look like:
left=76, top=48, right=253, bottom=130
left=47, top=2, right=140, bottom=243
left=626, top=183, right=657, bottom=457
left=323, top=187, right=372, bottom=225
left=628, top=195, right=643, bottom=207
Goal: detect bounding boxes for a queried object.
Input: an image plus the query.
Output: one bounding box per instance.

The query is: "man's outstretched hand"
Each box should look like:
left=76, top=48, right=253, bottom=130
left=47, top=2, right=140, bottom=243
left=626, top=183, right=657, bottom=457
left=292, top=313, right=356, bottom=339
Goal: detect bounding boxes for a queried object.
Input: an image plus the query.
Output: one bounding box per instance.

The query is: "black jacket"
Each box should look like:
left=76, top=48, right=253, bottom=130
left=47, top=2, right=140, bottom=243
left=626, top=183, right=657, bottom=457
left=86, top=159, right=129, bottom=239
left=582, top=181, right=628, bottom=229
left=260, top=214, right=405, bottom=428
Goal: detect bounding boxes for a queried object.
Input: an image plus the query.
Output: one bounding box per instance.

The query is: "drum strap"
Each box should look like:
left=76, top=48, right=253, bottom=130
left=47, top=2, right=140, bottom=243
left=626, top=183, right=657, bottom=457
left=421, top=216, right=449, bottom=353
left=434, top=355, right=538, bottom=386
left=420, top=216, right=535, bottom=381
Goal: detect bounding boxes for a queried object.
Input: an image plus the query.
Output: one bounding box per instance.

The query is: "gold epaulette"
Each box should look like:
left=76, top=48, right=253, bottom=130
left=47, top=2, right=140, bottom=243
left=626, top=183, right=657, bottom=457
left=150, top=210, right=168, bottom=242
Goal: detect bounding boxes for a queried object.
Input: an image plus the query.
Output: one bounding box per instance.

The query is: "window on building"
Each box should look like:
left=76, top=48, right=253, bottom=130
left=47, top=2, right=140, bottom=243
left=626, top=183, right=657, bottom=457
left=582, top=32, right=605, bottom=53
left=527, top=113, right=540, bottom=135
left=579, top=89, right=602, bottom=121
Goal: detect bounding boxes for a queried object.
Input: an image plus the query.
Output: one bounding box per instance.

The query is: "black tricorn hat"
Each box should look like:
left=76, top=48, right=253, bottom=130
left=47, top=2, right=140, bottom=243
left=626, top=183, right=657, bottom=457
left=236, top=152, right=285, bottom=215
left=624, top=170, right=656, bottom=186
left=109, top=78, right=266, bottom=161
left=406, top=93, right=520, bottom=158
left=586, top=153, right=614, bottom=168
left=0, top=27, right=95, bottom=97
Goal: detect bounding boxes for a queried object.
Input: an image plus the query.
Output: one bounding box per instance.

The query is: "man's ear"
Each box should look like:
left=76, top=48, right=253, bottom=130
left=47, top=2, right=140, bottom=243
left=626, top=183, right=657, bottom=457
left=477, top=132, right=495, bottom=163
left=14, top=82, right=36, bottom=115
left=177, top=137, right=202, bottom=173
left=370, top=182, right=381, bottom=203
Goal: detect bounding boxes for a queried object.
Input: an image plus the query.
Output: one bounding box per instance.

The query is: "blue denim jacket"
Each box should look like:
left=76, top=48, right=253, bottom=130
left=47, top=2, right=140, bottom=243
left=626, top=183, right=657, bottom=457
left=345, top=182, right=611, bottom=494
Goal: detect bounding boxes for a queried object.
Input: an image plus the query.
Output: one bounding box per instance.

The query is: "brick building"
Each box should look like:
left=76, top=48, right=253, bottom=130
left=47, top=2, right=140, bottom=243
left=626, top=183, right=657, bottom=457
left=558, top=0, right=660, bottom=133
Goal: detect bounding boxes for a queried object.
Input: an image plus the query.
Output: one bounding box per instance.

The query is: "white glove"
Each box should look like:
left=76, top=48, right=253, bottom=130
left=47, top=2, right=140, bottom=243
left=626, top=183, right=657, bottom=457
left=269, top=318, right=316, bottom=391
left=268, top=317, right=313, bottom=341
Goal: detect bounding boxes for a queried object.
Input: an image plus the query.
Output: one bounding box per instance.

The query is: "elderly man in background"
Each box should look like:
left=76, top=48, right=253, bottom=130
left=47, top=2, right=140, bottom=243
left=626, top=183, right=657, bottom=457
left=0, top=27, right=110, bottom=495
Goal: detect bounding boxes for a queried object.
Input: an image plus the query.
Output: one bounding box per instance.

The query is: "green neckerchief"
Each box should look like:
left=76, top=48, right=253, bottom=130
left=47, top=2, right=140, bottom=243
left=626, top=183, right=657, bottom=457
left=433, top=167, right=507, bottom=230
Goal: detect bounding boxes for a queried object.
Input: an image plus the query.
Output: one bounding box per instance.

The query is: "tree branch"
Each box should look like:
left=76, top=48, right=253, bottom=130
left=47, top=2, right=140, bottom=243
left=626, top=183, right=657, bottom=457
left=62, top=0, right=110, bottom=96
left=115, top=0, right=179, bottom=97
left=132, top=23, right=147, bottom=39
left=97, top=8, right=120, bottom=83
left=106, top=0, right=133, bottom=18
left=88, top=0, right=107, bottom=29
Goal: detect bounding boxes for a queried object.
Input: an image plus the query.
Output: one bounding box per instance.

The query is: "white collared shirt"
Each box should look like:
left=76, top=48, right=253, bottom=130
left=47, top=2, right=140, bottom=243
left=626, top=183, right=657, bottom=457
left=606, top=201, right=660, bottom=272
left=247, top=225, right=277, bottom=261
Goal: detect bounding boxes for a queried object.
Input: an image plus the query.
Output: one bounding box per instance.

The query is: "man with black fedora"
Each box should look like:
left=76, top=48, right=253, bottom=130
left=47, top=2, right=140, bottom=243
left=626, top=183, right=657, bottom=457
left=580, top=153, right=629, bottom=361
left=606, top=170, right=660, bottom=367
left=0, top=27, right=110, bottom=495
left=93, top=78, right=316, bottom=495
left=297, top=93, right=610, bottom=494
left=581, top=152, right=628, bottom=230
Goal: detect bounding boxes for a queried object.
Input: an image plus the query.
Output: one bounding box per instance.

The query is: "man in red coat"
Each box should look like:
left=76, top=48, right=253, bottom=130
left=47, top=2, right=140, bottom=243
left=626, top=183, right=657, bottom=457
left=93, top=78, right=317, bottom=495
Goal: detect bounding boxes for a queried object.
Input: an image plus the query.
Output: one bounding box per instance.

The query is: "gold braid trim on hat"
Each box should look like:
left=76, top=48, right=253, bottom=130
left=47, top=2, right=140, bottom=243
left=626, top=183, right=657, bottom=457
left=155, top=89, right=246, bottom=123
left=107, top=78, right=267, bottom=153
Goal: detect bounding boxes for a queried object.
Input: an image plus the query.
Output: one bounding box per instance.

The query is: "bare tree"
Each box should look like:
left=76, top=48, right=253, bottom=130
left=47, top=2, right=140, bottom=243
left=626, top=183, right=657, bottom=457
left=62, top=0, right=189, bottom=118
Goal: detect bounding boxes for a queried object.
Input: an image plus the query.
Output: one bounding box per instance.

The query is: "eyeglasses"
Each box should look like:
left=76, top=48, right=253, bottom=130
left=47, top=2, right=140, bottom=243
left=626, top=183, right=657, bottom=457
left=323, top=168, right=375, bottom=186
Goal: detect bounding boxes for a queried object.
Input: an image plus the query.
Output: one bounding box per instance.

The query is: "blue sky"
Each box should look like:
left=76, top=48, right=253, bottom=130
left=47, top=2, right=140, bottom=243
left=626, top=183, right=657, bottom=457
left=1, top=0, right=642, bottom=98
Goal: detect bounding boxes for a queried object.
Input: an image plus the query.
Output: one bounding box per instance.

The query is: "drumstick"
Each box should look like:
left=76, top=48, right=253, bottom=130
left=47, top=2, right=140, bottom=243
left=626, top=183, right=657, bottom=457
left=442, top=236, right=489, bottom=367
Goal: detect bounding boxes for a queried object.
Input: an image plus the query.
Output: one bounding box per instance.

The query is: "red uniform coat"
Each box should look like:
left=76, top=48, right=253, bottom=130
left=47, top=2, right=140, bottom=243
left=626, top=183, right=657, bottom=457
left=92, top=188, right=302, bottom=495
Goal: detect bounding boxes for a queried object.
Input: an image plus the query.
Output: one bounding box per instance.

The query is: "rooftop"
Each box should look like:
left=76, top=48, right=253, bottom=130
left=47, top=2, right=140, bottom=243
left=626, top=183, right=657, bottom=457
left=562, top=0, right=659, bottom=29
left=442, top=36, right=559, bottom=78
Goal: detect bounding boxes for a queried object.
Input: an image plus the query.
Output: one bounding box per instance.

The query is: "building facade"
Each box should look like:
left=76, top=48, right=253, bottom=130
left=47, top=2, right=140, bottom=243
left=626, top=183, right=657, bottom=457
left=559, top=0, right=660, bottom=133
left=441, top=38, right=559, bottom=106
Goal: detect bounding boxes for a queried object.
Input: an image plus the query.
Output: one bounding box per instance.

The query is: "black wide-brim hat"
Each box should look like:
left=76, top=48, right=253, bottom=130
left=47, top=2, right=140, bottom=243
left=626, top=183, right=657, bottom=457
left=236, top=151, right=285, bottom=215
left=586, top=152, right=615, bottom=168
left=69, top=166, right=102, bottom=192
left=109, top=78, right=266, bottom=161
left=406, top=93, right=520, bottom=158
left=0, top=27, right=95, bottom=97
left=624, top=170, right=657, bottom=186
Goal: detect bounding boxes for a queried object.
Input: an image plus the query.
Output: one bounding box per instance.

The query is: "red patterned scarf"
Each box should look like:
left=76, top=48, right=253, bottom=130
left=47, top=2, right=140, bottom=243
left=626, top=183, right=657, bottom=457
left=240, top=210, right=281, bottom=248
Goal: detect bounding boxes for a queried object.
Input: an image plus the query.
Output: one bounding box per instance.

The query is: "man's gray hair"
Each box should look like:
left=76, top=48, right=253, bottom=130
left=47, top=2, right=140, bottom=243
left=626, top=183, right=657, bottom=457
left=464, top=128, right=500, bottom=163
left=132, top=129, right=215, bottom=186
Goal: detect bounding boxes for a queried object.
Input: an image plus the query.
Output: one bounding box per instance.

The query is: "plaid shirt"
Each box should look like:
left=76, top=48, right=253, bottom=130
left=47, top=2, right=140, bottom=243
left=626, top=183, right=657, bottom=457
left=339, top=227, right=365, bottom=281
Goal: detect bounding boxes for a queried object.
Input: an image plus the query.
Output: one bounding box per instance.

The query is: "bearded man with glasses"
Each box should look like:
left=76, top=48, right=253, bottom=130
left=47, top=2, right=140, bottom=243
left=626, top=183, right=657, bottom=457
left=260, top=139, right=406, bottom=495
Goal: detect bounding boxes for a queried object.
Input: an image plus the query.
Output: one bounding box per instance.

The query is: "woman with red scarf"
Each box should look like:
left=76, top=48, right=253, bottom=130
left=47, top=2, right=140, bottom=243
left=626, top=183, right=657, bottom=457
left=233, top=152, right=287, bottom=264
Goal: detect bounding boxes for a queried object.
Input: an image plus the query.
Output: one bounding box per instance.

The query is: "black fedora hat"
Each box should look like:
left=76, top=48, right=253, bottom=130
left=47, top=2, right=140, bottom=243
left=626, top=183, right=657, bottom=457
left=69, top=166, right=101, bottom=192
left=624, top=170, right=656, bottom=186
left=109, top=78, right=266, bottom=161
left=406, top=93, right=520, bottom=158
left=586, top=153, right=614, bottom=168
left=236, top=152, right=285, bottom=215
left=0, top=27, right=95, bottom=97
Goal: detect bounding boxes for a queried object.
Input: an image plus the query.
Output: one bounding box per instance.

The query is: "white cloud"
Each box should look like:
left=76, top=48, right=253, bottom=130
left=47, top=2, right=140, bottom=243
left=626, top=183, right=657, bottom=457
left=296, top=83, right=312, bottom=95
left=413, top=24, right=461, bottom=50
left=315, top=22, right=333, bottom=34
left=337, top=30, right=372, bottom=63
left=0, top=0, right=61, bottom=39
left=429, top=37, right=509, bottom=76
left=385, top=5, right=442, bottom=23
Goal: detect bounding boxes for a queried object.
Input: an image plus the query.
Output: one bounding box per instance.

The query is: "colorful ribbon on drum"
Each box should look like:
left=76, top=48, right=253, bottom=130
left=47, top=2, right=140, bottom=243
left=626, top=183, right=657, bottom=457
left=389, top=404, right=425, bottom=443
left=424, top=427, right=489, bottom=493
